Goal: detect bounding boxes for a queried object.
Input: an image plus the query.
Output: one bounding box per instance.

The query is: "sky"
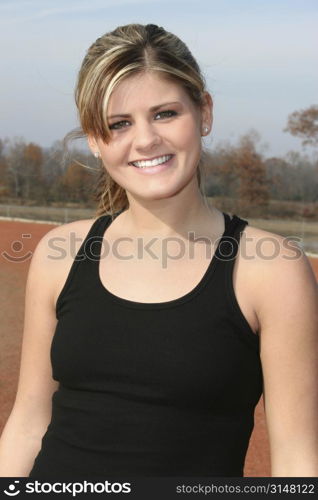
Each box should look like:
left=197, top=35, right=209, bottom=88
left=0, top=0, right=317, bottom=158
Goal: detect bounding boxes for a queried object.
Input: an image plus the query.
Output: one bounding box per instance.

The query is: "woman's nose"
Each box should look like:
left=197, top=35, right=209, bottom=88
left=133, top=120, right=161, bottom=150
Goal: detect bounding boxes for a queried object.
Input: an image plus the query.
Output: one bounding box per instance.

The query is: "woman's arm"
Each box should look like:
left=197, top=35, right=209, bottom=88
left=0, top=229, right=60, bottom=476
left=254, top=237, right=318, bottom=476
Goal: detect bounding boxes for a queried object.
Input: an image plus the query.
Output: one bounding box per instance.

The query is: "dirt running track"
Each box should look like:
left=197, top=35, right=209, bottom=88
left=1, top=219, right=317, bottom=477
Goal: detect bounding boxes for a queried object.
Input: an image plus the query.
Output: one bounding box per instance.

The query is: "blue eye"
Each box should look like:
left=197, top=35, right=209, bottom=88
left=109, top=110, right=177, bottom=130
left=154, top=110, right=177, bottom=119
left=109, top=120, right=130, bottom=130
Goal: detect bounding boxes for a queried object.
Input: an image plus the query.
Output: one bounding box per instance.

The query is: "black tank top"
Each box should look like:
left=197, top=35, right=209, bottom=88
left=29, top=211, right=263, bottom=478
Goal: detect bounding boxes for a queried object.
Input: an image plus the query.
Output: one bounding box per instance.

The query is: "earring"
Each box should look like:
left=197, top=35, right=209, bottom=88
left=203, top=126, right=209, bottom=134
left=94, top=151, right=100, bottom=158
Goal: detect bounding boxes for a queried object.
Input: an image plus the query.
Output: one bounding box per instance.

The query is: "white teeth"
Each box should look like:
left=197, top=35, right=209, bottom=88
left=132, top=155, right=172, bottom=168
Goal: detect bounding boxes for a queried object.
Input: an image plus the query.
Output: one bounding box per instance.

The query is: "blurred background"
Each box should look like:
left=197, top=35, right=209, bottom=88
left=0, top=0, right=317, bottom=246
left=0, top=0, right=317, bottom=477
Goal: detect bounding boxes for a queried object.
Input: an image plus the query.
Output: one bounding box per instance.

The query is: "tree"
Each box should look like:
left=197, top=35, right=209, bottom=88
left=284, top=105, right=318, bottom=147
left=234, top=131, right=269, bottom=208
left=23, top=142, right=43, bottom=199
left=264, top=157, right=291, bottom=201
left=6, top=137, right=26, bottom=198
left=204, top=144, right=239, bottom=198
left=0, top=139, right=8, bottom=197
left=59, top=162, right=94, bottom=202
left=5, top=138, right=44, bottom=201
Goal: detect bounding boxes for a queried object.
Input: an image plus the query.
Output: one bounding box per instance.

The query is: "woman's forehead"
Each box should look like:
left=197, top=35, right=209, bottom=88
left=108, top=73, right=190, bottom=113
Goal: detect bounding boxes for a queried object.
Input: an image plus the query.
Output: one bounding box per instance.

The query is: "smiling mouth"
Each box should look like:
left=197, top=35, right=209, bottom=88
left=129, top=154, right=174, bottom=168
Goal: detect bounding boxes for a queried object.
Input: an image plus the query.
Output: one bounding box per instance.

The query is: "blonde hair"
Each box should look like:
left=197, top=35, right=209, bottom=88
left=65, top=23, right=211, bottom=217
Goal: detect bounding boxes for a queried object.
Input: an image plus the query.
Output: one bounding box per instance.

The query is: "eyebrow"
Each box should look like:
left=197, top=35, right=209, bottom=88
left=107, top=101, right=181, bottom=120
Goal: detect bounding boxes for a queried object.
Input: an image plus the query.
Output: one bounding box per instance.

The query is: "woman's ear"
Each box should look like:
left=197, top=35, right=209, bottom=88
left=201, top=92, right=213, bottom=132
left=87, top=135, right=99, bottom=156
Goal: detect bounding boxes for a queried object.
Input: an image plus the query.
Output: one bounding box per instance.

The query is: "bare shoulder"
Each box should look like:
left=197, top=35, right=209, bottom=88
left=33, top=218, right=98, bottom=307
left=34, top=217, right=98, bottom=263
left=241, top=223, right=301, bottom=259
left=240, top=224, right=317, bottom=332
left=239, top=223, right=305, bottom=270
left=39, top=217, right=97, bottom=250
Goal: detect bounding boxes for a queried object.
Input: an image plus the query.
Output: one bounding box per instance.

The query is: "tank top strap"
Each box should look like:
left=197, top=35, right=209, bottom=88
left=55, top=210, right=123, bottom=318
left=215, top=213, right=259, bottom=351
left=81, top=209, right=124, bottom=261
left=216, top=212, right=248, bottom=264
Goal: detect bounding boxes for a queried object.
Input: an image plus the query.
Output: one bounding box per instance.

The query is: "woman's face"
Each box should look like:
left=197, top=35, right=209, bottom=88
left=88, top=71, right=212, bottom=202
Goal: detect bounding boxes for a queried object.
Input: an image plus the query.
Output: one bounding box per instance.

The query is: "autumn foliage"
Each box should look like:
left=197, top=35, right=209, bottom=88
left=284, top=105, right=318, bottom=147
left=0, top=109, right=317, bottom=215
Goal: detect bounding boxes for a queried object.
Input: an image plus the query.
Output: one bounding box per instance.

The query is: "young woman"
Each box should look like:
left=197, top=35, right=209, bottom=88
left=0, top=23, right=317, bottom=478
